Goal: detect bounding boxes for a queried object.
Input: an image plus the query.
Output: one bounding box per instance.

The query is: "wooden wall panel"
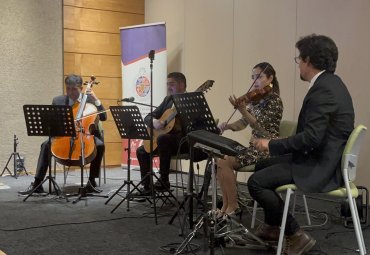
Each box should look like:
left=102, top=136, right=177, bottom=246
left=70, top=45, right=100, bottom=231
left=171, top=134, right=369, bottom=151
left=80, top=76, right=122, bottom=99
left=64, top=6, right=144, bottom=33
left=104, top=142, right=122, bottom=165
left=64, top=30, right=121, bottom=55
left=64, top=0, right=144, bottom=166
left=100, top=99, right=120, bottom=111
left=101, top=121, right=121, bottom=142
left=64, top=53, right=121, bottom=78
left=64, top=0, right=145, bottom=14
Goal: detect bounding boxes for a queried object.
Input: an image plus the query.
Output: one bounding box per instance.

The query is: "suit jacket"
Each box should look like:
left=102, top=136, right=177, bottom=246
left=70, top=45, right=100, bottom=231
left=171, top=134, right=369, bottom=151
left=143, top=95, right=173, bottom=126
left=269, top=72, right=354, bottom=192
left=52, top=94, right=107, bottom=138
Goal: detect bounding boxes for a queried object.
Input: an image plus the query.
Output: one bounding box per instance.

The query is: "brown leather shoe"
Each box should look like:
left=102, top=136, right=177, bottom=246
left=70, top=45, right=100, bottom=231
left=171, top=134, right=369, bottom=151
left=283, top=229, right=316, bottom=255
left=244, top=223, right=280, bottom=243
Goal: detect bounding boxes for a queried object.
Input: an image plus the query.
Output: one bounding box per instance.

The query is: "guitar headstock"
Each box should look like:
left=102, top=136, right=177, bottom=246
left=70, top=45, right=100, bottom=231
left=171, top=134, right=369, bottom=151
left=195, top=80, right=214, bottom=93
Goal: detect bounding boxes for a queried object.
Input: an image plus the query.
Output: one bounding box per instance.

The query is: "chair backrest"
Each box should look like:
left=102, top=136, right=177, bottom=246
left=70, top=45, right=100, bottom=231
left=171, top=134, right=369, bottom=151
left=279, top=120, right=297, bottom=138
left=341, top=124, right=367, bottom=181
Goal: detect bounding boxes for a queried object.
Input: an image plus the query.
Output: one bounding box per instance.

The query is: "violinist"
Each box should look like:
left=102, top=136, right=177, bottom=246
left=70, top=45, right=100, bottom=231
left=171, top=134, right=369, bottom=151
left=216, top=62, right=283, bottom=218
left=19, top=74, right=107, bottom=195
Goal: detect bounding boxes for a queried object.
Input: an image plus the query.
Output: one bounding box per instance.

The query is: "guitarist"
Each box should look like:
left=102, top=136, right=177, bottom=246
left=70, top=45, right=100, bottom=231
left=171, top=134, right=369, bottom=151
left=135, top=72, right=191, bottom=194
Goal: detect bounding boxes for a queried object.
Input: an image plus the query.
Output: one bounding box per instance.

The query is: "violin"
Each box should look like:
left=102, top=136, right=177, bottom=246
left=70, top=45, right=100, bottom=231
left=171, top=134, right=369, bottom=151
left=224, top=63, right=272, bottom=126
left=232, top=83, right=273, bottom=108
left=51, top=76, right=99, bottom=166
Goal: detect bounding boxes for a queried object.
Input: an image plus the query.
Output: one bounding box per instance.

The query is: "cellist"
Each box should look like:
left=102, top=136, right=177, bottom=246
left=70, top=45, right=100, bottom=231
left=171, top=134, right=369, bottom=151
left=19, top=74, right=107, bottom=195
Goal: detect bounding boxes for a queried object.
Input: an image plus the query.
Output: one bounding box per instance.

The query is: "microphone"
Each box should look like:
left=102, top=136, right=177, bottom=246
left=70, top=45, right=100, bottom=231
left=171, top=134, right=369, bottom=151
left=148, top=50, right=155, bottom=61
left=119, top=97, right=135, bottom=102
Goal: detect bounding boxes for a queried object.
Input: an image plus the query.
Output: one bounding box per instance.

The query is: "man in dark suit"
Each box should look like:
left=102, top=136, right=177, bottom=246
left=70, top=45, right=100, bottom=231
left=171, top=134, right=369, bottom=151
left=19, top=74, right=107, bottom=195
left=247, top=35, right=354, bottom=254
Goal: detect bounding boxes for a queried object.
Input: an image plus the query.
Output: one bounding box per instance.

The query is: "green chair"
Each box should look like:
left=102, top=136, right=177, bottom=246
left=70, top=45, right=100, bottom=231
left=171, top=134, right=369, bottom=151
left=236, top=120, right=298, bottom=228
left=275, top=125, right=367, bottom=255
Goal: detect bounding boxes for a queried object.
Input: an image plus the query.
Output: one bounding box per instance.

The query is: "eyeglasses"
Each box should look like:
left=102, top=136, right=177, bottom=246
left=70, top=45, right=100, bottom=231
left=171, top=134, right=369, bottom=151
left=294, top=56, right=301, bottom=64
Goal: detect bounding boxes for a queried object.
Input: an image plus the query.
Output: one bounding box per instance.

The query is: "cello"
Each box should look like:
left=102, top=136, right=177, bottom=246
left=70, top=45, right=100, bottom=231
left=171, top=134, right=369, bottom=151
left=51, top=76, right=99, bottom=166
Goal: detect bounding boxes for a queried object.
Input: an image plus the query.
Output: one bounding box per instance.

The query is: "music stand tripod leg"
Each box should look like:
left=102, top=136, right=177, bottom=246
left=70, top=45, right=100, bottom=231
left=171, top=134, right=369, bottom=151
left=23, top=138, right=69, bottom=202
left=105, top=138, right=142, bottom=210
left=1, top=153, right=14, bottom=177
left=169, top=152, right=204, bottom=229
left=110, top=172, right=155, bottom=214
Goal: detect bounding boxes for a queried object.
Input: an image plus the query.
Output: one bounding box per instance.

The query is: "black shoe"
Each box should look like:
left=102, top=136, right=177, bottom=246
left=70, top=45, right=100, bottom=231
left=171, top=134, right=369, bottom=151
left=154, top=179, right=170, bottom=191
left=88, top=178, right=98, bottom=188
left=132, top=187, right=151, bottom=196
left=85, top=181, right=102, bottom=193
left=18, top=182, right=46, bottom=196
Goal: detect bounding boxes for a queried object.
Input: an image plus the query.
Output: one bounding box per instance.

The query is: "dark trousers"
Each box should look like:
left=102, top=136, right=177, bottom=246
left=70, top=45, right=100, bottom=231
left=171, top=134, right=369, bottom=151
left=35, top=137, right=105, bottom=182
left=136, top=133, right=188, bottom=189
left=247, top=154, right=300, bottom=235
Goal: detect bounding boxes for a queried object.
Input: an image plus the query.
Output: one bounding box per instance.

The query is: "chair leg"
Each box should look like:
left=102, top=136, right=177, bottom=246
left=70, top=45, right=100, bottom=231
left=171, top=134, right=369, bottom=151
left=277, top=188, right=293, bottom=255
left=53, top=157, right=56, bottom=179
left=293, top=194, right=311, bottom=226
left=251, top=200, right=258, bottom=229
left=302, top=194, right=311, bottom=226
left=193, top=163, right=200, bottom=196
left=175, top=157, right=180, bottom=198
left=63, top=165, right=66, bottom=184
left=103, top=152, right=106, bottom=184
left=292, top=194, right=297, bottom=216
left=351, top=197, right=366, bottom=254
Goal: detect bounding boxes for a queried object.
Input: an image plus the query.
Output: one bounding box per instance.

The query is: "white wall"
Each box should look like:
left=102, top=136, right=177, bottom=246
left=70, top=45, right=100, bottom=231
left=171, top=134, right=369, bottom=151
left=0, top=0, right=63, bottom=173
left=145, top=0, right=370, bottom=187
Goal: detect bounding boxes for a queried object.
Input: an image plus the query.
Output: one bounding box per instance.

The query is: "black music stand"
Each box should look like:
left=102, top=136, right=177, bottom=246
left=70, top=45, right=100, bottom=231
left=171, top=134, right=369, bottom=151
left=22, top=105, right=74, bottom=202
left=105, top=105, right=149, bottom=212
left=169, top=92, right=219, bottom=231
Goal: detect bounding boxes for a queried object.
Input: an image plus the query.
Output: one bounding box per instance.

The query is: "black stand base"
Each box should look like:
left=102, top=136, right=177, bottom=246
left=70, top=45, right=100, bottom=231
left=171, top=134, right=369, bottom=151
left=169, top=159, right=212, bottom=234
left=105, top=180, right=142, bottom=211
left=169, top=192, right=205, bottom=233
left=174, top=211, right=217, bottom=255
left=69, top=185, right=109, bottom=204
left=1, top=152, right=28, bottom=178
left=109, top=172, right=178, bottom=217
left=23, top=176, right=68, bottom=202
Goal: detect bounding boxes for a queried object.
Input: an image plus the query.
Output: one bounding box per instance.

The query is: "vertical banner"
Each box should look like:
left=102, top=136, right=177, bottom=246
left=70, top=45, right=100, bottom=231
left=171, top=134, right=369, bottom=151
left=120, top=22, right=167, bottom=168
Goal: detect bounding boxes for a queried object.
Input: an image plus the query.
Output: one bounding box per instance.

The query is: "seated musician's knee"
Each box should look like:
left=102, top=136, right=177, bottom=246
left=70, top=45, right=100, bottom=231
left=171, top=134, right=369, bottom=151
left=247, top=173, right=259, bottom=193
left=157, top=134, right=175, bottom=149
left=217, top=156, right=233, bottom=170
left=136, top=145, right=147, bottom=158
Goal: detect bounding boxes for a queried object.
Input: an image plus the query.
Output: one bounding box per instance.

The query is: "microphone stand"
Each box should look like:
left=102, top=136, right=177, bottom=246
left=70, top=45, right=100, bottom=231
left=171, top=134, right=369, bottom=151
left=148, top=49, right=159, bottom=224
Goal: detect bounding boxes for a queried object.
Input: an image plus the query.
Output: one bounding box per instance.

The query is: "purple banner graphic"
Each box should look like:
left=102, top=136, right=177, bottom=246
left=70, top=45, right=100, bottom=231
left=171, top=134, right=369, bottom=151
left=120, top=24, right=166, bottom=65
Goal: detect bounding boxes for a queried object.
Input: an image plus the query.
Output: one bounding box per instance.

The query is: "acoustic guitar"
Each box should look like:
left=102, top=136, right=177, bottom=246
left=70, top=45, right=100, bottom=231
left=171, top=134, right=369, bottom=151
left=143, top=80, right=214, bottom=153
